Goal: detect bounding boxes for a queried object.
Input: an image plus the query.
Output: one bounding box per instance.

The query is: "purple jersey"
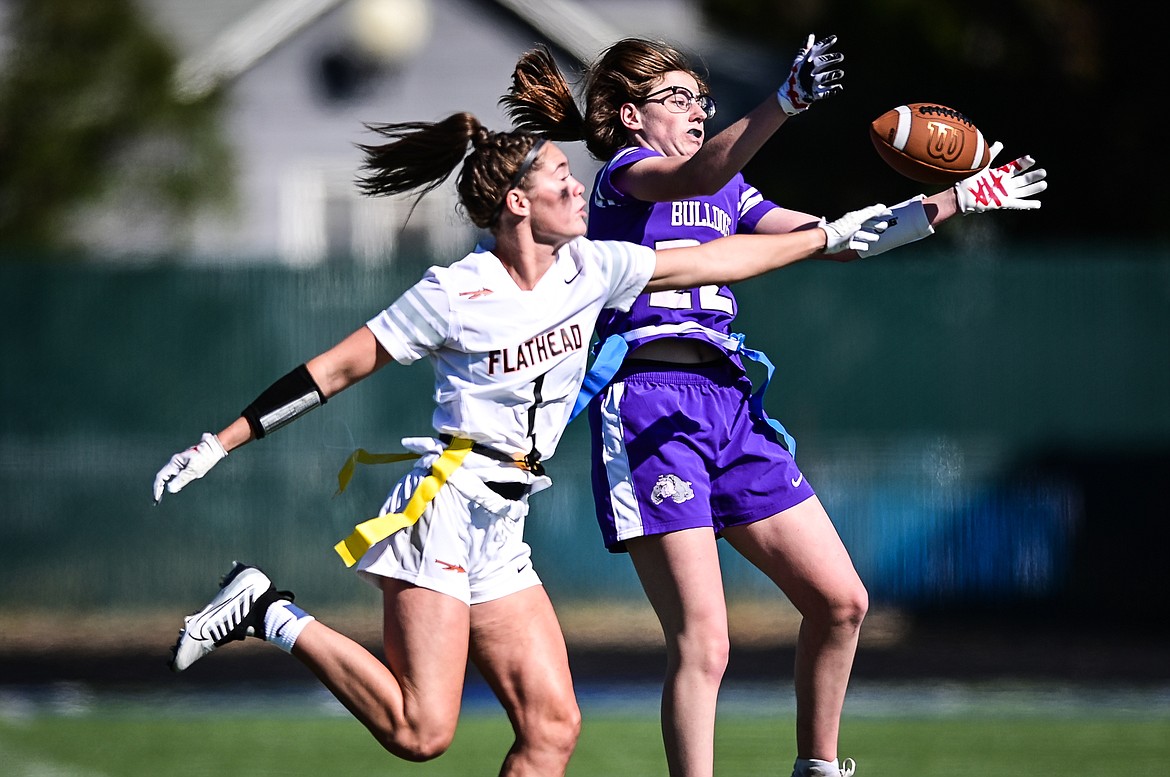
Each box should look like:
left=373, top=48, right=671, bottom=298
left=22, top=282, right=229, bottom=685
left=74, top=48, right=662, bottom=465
left=585, top=149, right=812, bottom=552
left=586, top=146, right=779, bottom=352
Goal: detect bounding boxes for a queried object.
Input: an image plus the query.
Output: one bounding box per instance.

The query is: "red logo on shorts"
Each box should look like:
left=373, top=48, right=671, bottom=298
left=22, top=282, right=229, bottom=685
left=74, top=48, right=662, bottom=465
left=435, top=559, right=467, bottom=573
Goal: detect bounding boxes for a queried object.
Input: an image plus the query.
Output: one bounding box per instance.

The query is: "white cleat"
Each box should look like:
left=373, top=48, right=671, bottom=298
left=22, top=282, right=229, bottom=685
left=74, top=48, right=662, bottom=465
left=169, top=561, right=292, bottom=672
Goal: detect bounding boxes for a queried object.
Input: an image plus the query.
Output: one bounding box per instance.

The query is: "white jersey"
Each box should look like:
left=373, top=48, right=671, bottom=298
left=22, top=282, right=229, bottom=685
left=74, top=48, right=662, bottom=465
left=367, top=237, right=655, bottom=461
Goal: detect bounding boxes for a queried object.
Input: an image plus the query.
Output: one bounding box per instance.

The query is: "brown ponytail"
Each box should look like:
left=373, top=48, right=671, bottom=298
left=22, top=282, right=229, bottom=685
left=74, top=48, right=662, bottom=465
left=500, top=46, right=587, bottom=144
left=502, top=39, right=708, bottom=162
left=356, top=112, right=546, bottom=229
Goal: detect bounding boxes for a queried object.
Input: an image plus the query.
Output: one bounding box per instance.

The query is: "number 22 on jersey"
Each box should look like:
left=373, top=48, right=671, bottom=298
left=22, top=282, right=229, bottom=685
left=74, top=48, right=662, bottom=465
left=647, top=238, right=734, bottom=313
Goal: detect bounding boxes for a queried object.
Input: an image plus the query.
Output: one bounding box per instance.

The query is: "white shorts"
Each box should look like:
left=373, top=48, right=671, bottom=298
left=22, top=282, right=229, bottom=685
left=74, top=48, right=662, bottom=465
left=355, top=458, right=543, bottom=605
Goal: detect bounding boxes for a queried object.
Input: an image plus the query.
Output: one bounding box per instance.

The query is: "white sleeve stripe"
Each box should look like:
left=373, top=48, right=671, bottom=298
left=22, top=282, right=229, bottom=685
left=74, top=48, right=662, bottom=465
left=613, top=147, right=642, bottom=164
left=739, top=188, right=764, bottom=215
left=592, top=189, right=618, bottom=209
left=601, top=240, right=633, bottom=272
left=385, top=288, right=445, bottom=347
left=620, top=241, right=637, bottom=267
left=608, top=239, right=627, bottom=264
left=407, top=284, right=448, bottom=332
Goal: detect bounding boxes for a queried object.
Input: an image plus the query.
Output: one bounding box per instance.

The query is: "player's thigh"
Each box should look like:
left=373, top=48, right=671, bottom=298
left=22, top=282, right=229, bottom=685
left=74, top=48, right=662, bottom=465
left=380, top=576, right=470, bottom=720
left=626, top=528, right=729, bottom=638
left=721, top=496, right=864, bottom=613
left=468, top=585, right=576, bottom=727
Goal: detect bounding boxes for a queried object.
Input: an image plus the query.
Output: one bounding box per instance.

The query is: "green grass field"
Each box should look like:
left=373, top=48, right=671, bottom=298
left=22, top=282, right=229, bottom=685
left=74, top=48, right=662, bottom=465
left=2, top=692, right=1168, bottom=777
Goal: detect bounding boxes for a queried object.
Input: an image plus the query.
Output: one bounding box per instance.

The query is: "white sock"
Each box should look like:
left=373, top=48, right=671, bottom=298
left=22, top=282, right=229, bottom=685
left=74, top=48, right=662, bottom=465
left=794, top=757, right=841, bottom=777
left=263, top=600, right=315, bottom=653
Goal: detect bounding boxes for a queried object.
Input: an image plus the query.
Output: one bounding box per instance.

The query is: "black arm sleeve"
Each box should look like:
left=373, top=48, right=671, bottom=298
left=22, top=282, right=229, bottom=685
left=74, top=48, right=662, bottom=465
left=241, top=363, right=327, bottom=439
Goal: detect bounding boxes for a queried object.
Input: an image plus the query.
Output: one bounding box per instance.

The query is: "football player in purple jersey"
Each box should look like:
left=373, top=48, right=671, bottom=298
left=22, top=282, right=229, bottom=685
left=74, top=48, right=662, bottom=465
left=503, top=36, right=1045, bottom=777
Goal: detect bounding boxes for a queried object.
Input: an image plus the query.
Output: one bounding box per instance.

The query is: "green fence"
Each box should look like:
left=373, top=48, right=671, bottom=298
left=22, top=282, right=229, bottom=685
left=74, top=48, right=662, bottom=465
left=3, top=242, right=1169, bottom=613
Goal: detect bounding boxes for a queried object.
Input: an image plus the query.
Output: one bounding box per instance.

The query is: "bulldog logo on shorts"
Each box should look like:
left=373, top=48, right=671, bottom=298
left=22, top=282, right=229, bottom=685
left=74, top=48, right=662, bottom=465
left=650, top=474, right=694, bottom=505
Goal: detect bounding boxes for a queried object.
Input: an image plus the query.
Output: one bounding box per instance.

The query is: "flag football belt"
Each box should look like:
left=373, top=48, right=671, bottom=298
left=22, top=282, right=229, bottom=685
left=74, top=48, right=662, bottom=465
left=332, top=437, right=533, bottom=568
left=571, top=322, right=798, bottom=456
left=438, top=433, right=545, bottom=475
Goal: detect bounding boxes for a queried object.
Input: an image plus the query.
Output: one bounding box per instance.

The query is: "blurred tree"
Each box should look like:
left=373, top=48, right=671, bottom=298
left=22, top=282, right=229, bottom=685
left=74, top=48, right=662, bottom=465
left=0, top=0, right=232, bottom=257
left=698, top=0, right=1164, bottom=245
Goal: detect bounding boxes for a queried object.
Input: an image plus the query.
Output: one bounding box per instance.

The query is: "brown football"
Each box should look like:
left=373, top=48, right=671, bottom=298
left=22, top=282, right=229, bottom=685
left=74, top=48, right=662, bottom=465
left=869, top=103, right=990, bottom=185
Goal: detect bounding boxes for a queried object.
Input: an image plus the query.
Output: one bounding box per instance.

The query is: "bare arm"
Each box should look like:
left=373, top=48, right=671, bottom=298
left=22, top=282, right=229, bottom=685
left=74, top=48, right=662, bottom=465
left=153, top=325, right=394, bottom=502
left=779, top=145, right=1047, bottom=263
left=754, top=207, right=822, bottom=235
left=616, top=95, right=788, bottom=202
left=645, top=228, right=826, bottom=292
left=306, top=326, right=392, bottom=399
left=922, top=189, right=958, bottom=223
left=615, top=34, right=845, bottom=203
left=754, top=190, right=958, bottom=262
left=216, top=326, right=392, bottom=452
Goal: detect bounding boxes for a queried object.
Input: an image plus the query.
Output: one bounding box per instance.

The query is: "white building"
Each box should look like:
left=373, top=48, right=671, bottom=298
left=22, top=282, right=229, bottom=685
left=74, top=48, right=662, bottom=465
left=87, top=0, right=758, bottom=265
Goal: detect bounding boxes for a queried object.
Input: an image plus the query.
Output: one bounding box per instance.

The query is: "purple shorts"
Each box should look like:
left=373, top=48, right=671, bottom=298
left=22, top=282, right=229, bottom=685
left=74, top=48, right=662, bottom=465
left=589, top=359, right=815, bottom=552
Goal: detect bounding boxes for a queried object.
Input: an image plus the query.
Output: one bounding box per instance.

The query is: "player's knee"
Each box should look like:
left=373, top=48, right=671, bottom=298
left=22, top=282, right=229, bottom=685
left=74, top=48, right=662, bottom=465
left=525, top=694, right=581, bottom=763
left=674, top=627, right=730, bottom=680
left=556, top=705, right=583, bottom=758
left=835, top=581, right=869, bottom=632
left=549, top=695, right=582, bottom=753
left=388, top=737, right=451, bottom=763
left=381, top=723, right=457, bottom=762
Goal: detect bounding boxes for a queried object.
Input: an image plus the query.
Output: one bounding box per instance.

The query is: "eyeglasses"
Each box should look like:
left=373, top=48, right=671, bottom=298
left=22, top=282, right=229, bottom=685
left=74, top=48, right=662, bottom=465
left=641, top=85, right=716, bottom=120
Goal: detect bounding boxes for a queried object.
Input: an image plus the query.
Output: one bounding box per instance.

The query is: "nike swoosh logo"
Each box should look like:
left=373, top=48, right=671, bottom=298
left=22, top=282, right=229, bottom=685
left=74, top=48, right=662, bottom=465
left=791, top=473, right=804, bottom=488
left=565, top=268, right=581, bottom=283
left=189, top=594, right=249, bottom=640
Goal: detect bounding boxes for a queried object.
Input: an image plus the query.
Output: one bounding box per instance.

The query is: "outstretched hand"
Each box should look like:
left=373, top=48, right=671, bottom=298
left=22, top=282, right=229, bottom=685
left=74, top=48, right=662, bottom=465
left=821, top=203, right=892, bottom=255
left=955, top=141, right=1048, bottom=214
left=152, top=432, right=227, bottom=504
left=777, top=33, right=845, bottom=116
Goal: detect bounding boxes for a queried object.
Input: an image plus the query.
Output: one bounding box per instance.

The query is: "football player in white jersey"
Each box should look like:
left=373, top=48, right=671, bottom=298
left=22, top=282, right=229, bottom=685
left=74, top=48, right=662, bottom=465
left=151, top=112, right=891, bottom=777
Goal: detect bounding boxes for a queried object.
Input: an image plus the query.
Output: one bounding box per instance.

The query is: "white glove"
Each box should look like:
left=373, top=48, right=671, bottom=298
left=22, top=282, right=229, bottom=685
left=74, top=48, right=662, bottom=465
left=152, top=432, right=227, bottom=504
left=954, top=141, right=1047, bottom=214
left=776, top=33, right=845, bottom=116
left=864, top=195, right=935, bottom=257
left=820, top=203, right=892, bottom=255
